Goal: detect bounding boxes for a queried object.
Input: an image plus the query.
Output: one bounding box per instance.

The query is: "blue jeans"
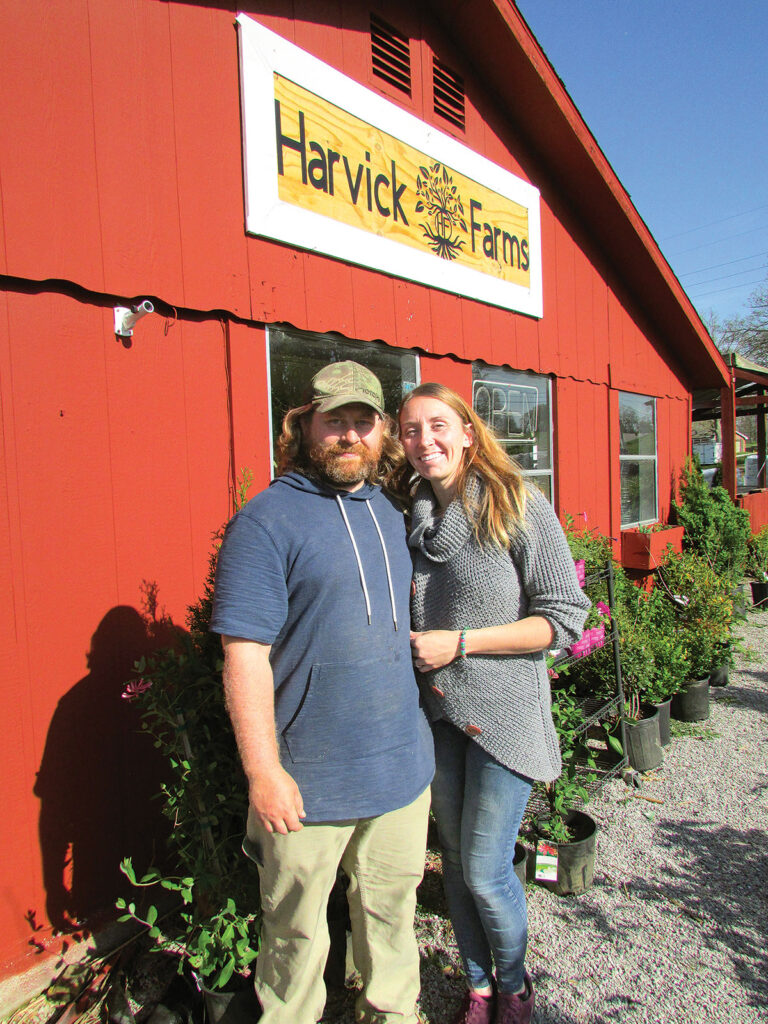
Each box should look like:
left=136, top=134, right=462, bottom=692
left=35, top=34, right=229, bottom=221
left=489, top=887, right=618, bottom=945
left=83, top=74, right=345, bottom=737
left=431, top=720, right=532, bottom=994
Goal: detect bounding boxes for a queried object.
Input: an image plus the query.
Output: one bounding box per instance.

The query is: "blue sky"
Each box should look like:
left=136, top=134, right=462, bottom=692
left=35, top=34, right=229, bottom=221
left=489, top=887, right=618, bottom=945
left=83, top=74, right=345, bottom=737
left=514, top=0, right=768, bottom=326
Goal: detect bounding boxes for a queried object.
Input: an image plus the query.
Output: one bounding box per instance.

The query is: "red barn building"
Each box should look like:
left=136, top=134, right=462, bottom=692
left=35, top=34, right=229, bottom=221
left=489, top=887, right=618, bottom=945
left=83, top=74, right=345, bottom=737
left=0, top=0, right=728, bottom=1004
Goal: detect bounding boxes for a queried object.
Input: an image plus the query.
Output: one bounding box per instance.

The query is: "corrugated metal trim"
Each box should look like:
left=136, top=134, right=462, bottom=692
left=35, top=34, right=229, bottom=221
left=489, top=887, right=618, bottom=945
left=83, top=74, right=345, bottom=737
left=370, top=14, right=411, bottom=95
left=433, top=56, right=465, bottom=130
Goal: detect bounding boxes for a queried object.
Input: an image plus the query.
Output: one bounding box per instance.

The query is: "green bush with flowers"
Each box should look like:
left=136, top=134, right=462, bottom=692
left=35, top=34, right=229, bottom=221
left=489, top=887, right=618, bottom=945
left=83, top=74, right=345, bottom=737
left=116, top=476, right=261, bottom=992
left=560, top=517, right=735, bottom=716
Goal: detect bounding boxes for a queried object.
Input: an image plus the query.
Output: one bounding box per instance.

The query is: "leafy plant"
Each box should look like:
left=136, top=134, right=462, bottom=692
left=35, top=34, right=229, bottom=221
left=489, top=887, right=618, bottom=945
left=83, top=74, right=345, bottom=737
left=117, top=474, right=259, bottom=990
left=637, top=585, right=690, bottom=703
left=563, top=514, right=614, bottom=573
left=671, top=457, right=750, bottom=582
left=117, top=863, right=258, bottom=990
left=657, top=549, right=734, bottom=680
left=746, top=526, right=768, bottom=581
left=533, top=682, right=597, bottom=843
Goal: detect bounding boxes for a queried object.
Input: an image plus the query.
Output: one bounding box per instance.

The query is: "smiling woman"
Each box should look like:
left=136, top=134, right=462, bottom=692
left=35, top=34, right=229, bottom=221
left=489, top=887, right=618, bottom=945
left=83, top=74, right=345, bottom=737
left=392, top=380, right=590, bottom=1024
left=399, top=395, right=473, bottom=503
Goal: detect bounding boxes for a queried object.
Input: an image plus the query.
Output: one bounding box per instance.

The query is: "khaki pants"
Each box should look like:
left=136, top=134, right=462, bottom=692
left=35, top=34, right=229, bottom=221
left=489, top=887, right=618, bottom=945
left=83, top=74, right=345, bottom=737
left=244, top=787, right=430, bottom=1024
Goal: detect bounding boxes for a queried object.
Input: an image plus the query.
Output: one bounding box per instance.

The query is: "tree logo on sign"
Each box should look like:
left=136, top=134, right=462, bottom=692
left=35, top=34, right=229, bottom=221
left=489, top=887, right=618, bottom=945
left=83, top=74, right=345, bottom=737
left=415, top=162, right=467, bottom=261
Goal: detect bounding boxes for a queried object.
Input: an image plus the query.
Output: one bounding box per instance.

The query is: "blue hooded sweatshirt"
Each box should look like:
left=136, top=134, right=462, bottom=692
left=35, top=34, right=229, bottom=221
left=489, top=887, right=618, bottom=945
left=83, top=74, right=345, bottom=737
left=210, top=472, right=434, bottom=821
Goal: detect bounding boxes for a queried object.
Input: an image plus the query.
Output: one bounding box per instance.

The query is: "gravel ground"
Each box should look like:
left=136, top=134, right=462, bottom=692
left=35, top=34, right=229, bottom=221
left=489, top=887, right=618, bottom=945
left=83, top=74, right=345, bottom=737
left=332, top=603, right=768, bottom=1024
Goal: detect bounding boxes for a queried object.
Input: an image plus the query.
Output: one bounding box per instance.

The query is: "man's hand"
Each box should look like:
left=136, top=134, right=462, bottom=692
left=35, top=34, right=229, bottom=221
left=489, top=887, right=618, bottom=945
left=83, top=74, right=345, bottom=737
left=410, top=629, right=461, bottom=672
left=222, top=637, right=306, bottom=835
left=250, top=767, right=306, bottom=835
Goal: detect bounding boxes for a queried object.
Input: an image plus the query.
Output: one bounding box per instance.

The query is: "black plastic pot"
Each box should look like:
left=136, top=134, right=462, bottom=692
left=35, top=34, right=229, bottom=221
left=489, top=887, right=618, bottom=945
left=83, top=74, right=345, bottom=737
left=672, top=677, right=710, bottom=722
left=624, top=704, right=663, bottom=771
left=709, top=662, right=729, bottom=688
left=200, top=980, right=258, bottom=1024
left=652, top=698, right=673, bottom=747
left=750, top=580, right=768, bottom=608
left=536, top=809, right=597, bottom=896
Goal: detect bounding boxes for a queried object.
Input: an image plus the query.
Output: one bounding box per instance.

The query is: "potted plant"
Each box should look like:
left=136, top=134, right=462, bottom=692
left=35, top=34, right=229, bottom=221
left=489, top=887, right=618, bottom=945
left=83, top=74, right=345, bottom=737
left=659, top=550, right=734, bottom=722
left=640, top=585, right=691, bottom=745
left=529, top=682, right=599, bottom=896
left=607, top=594, right=663, bottom=772
left=620, top=523, right=685, bottom=571
left=746, top=526, right=768, bottom=607
left=563, top=514, right=614, bottom=575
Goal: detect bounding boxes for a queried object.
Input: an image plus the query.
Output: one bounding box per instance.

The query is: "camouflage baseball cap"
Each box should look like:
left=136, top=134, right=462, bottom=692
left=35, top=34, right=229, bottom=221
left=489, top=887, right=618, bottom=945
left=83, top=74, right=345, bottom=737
left=310, top=361, right=385, bottom=417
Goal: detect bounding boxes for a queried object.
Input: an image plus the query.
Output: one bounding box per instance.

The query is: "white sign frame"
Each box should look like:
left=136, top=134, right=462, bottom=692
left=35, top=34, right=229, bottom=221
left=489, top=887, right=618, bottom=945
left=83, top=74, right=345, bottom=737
left=236, top=13, right=543, bottom=317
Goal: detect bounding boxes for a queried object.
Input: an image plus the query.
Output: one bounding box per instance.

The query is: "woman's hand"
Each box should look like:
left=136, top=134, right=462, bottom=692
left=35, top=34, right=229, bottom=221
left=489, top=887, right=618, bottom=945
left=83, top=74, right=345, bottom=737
left=410, top=629, right=461, bottom=672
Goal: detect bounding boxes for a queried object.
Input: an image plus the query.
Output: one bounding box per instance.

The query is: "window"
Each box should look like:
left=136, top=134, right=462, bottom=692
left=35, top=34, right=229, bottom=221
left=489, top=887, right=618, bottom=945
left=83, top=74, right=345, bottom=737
left=471, top=363, right=554, bottom=501
left=267, top=326, right=419, bottom=472
left=619, top=391, right=658, bottom=527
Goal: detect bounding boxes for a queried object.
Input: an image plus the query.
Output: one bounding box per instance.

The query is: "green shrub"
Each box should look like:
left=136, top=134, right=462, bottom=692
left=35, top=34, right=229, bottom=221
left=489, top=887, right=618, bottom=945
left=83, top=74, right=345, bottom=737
left=746, top=526, right=768, bottom=581
left=117, top=475, right=260, bottom=990
left=656, top=549, right=733, bottom=680
left=671, top=457, right=750, bottom=582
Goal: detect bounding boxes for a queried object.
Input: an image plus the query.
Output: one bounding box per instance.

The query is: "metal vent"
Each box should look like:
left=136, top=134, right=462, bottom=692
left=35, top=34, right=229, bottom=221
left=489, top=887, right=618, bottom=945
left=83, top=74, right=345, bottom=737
left=370, top=14, right=411, bottom=95
left=433, top=57, right=465, bottom=130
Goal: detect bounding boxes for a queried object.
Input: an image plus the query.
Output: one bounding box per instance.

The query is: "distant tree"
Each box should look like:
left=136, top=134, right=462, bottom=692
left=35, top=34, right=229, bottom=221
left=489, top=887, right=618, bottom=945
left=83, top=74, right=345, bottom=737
left=707, top=273, right=768, bottom=362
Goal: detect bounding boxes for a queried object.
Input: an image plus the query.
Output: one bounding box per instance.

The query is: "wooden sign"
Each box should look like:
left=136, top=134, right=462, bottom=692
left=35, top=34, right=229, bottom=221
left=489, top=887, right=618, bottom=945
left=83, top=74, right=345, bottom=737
left=237, top=14, right=543, bottom=317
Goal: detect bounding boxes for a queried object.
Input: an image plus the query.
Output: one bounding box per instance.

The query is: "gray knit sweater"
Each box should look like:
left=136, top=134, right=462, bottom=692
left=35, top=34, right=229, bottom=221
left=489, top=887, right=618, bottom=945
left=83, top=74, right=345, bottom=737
left=409, top=478, right=590, bottom=782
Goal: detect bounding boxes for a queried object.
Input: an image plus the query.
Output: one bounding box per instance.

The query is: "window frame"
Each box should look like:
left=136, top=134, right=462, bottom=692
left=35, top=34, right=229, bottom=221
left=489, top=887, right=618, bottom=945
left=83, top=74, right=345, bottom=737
left=471, top=363, right=556, bottom=504
left=618, top=390, right=659, bottom=528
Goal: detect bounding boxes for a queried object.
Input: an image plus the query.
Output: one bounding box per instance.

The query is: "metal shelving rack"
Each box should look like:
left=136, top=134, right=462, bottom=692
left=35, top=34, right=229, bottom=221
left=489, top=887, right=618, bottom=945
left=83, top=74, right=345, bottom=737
left=528, top=560, right=630, bottom=819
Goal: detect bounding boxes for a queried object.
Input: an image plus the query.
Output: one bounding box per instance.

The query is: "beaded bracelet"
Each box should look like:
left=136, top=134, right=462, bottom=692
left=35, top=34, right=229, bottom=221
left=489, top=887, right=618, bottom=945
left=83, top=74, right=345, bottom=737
left=458, top=629, right=467, bottom=659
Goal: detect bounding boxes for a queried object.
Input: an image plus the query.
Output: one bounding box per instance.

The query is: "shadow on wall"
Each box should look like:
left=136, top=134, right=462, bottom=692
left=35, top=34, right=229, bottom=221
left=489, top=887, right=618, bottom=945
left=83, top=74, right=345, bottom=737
left=34, top=604, right=182, bottom=938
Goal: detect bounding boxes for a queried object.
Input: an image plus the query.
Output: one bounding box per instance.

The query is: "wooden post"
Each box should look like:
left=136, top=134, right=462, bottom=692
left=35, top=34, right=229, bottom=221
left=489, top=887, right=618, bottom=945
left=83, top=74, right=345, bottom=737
left=758, top=388, right=767, bottom=489
left=721, top=377, right=737, bottom=498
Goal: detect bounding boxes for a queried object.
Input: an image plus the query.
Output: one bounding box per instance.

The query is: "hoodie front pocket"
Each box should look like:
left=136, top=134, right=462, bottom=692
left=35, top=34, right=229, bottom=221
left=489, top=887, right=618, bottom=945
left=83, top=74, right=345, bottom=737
left=282, top=657, right=407, bottom=764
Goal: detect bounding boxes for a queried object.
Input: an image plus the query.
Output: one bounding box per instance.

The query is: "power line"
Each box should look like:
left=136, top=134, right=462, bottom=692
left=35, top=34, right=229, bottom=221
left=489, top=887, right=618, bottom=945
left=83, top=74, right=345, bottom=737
left=680, top=250, right=768, bottom=278
left=685, top=264, right=768, bottom=290
left=689, top=276, right=766, bottom=299
left=666, top=222, right=768, bottom=258
left=659, top=202, right=768, bottom=242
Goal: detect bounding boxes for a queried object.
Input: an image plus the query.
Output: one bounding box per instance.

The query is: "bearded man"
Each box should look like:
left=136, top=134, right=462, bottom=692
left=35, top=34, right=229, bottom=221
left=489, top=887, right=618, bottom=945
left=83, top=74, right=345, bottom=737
left=210, top=361, right=434, bottom=1024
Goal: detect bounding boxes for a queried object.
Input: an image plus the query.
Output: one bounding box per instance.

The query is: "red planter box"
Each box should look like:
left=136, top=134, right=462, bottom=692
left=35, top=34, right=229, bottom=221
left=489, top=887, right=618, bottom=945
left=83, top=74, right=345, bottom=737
left=621, top=525, right=684, bottom=570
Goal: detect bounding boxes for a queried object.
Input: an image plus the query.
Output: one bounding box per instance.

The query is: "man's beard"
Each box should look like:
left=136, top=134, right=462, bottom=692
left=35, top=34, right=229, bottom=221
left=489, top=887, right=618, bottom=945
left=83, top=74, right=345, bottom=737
left=307, top=441, right=381, bottom=487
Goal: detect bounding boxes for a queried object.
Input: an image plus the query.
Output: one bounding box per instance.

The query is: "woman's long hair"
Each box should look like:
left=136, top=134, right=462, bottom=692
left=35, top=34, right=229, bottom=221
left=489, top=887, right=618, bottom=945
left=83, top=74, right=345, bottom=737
left=392, top=382, right=527, bottom=548
left=276, top=403, right=404, bottom=486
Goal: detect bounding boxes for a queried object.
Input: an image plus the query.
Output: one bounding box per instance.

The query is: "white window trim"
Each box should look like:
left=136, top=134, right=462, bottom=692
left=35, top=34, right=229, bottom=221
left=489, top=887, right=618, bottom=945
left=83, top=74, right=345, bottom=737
left=618, top=392, right=659, bottom=528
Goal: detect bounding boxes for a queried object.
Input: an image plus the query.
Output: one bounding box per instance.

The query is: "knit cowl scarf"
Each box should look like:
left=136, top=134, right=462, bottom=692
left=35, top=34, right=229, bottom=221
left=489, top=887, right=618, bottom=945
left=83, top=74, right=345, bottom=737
left=408, top=474, right=589, bottom=782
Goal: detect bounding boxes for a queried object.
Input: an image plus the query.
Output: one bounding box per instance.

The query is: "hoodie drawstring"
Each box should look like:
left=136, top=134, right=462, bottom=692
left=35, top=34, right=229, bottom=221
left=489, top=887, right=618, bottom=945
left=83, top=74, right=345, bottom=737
left=334, top=495, right=399, bottom=630
left=335, top=496, right=372, bottom=625
left=366, top=500, right=399, bottom=632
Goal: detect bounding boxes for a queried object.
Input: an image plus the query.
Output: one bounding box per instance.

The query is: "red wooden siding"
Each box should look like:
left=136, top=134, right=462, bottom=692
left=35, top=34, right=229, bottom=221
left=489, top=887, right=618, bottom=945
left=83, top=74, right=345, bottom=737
left=0, top=292, right=233, bottom=980
left=0, top=0, right=705, bottom=398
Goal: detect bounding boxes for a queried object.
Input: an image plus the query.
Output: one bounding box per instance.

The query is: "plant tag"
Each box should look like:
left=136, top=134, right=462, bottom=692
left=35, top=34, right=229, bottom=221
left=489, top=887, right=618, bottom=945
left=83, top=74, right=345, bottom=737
left=535, top=841, right=558, bottom=881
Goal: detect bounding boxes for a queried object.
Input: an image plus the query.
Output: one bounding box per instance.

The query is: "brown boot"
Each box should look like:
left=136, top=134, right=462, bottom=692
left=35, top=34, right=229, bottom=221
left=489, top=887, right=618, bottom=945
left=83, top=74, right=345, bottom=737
left=494, top=972, right=534, bottom=1024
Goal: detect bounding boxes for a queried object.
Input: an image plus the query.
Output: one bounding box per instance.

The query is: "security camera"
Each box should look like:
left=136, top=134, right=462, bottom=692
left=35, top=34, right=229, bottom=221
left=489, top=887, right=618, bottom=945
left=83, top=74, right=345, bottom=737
left=114, top=300, right=155, bottom=337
